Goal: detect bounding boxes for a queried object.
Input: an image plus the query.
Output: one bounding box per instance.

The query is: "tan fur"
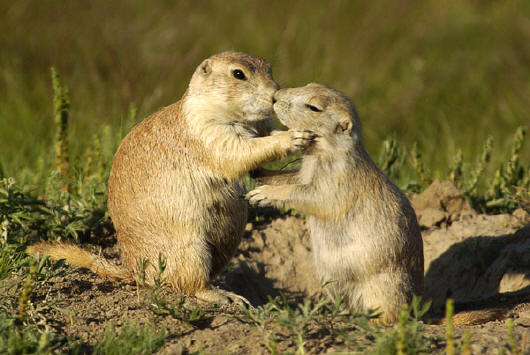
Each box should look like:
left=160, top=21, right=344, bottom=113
left=442, top=308, right=507, bottom=326
left=27, top=242, right=132, bottom=281
left=29, top=52, right=313, bottom=304
left=247, top=83, right=424, bottom=324
left=250, top=167, right=299, bottom=185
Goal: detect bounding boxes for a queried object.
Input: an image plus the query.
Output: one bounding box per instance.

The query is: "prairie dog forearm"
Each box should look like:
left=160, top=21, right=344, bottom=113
left=247, top=184, right=327, bottom=217
left=251, top=168, right=299, bottom=185
left=206, top=130, right=311, bottom=178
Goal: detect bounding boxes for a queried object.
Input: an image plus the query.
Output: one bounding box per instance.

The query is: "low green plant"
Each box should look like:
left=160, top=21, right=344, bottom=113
left=0, top=176, right=110, bottom=254
left=464, top=136, right=493, bottom=194
left=284, top=295, right=325, bottom=353
left=373, top=296, right=432, bottom=355
left=0, top=314, right=59, bottom=355
left=16, top=257, right=37, bottom=325
left=486, top=127, right=529, bottom=212
left=239, top=296, right=277, bottom=330
left=265, top=333, right=281, bottom=355
left=445, top=299, right=455, bottom=355
left=0, top=255, right=69, bottom=355
left=93, top=322, right=166, bottom=355
left=143, top=255, right=209, bottom=326
left=152, top=253, right=167, bottom=290
left=445, top=127, right=529, bottom=213
left=164, top=296, right=208, bottom=325
left=396, top=304, right=409, bottom=355
left=507, top=318, right=520, bottom=355
left=448, top=149, right=464, bottom=187
left=241, top=294, right=319, bottom=353
left=136, top=257, right=150, bottom=288
left=378, top=133, right=407, bottom=182
left=410, top=142, right=433, bottom=188
left=150, top=290, right=208, bottom=326
left=242, top=293, right=381, bottom=354
left=51, top=67, right=71, bottom=194
left=0, top=245, right=25, bottom=281
left=0, top=69, right=118, bottom=266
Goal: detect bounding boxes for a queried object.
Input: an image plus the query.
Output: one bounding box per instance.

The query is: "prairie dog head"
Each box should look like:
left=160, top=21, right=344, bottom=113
left=273, top=83, right=362, bottom=152
left=186, top=51, right=279, bottom=122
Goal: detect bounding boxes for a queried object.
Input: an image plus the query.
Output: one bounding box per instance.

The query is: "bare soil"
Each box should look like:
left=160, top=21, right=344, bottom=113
left=22, top=183, right=530, bottom=354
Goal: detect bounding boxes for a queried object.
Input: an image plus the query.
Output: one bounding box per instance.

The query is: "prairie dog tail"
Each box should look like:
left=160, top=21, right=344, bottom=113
left=27, top=242, right=133, bottom=282
left=440, top=308, right=508, bottom=326
left=425, top=307, right=508, bottom=326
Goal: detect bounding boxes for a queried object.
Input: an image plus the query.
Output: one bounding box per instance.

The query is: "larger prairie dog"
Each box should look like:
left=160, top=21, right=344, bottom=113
left=247, top=83, right=424, bottom=323
left=29, top=52, right=314, bottom=304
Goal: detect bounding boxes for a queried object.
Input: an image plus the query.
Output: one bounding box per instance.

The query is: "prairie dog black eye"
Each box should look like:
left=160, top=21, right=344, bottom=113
left=232, top=69, right=247, bottom=80
left=306, top=104, right=322, bottom=112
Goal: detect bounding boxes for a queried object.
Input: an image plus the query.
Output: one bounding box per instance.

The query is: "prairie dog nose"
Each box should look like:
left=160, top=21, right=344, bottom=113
left=273, top=90, right=282, bottom=102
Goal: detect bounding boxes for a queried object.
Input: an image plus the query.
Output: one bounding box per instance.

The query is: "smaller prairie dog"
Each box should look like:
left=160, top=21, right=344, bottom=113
left=29, top=52, right=315, bottom=305
left=247, top=83, right=424, bottom=324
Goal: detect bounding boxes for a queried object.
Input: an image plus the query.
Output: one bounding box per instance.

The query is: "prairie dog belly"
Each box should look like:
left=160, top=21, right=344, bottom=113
left=308, top=214, right=401, bottom=284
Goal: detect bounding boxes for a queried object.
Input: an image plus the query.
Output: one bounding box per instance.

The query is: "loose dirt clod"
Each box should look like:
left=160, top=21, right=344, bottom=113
left=411, top=180, right=477, bottom=228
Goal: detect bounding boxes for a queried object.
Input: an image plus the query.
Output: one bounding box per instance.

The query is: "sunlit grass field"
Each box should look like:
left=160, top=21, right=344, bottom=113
left=1, top=0, right=528, bottom=184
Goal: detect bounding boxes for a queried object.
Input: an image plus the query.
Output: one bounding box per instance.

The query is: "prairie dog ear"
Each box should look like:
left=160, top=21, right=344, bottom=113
left=334, top=119, right=353, bottom=134
left=199, top=59, right=212, bottom=75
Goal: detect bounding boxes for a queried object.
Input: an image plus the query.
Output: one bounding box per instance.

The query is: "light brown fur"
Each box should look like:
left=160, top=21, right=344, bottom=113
left=28, top=242, right=132, bottom=281
left=28, top=52, right=313, bottom=304
left=247, top=83, right=424, bottom=323
left=442, top=308, right=507, bottom=326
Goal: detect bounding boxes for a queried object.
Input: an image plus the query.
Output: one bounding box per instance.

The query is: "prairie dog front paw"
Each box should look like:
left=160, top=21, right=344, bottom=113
left=246, top=185, right=289, bottom=208
left=289, top=129, right=317, bottom=151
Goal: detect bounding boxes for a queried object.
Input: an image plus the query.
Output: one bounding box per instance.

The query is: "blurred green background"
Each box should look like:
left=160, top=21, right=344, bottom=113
left=1, top=0, right=528, bottom=181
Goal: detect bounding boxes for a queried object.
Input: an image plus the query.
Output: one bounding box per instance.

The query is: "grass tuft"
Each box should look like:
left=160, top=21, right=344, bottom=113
left=378, top=133, right=406, bottom=182
left=449, top=149, right=464, bottom=188
left=445, top=298, right=455, bottom=355
left=507, top=318, right=520, bottom=355
left=373, top=296, right=431, bottom=355
left=51, top=67, right=71, bottom=194
left=485, top=126, right=529, bottom=212
left=0, top=314, right=59, bottom=355
left=93, top=322, right=166, bottom=355
left=16, top=257, right=37, bottom=325
left=396, top=304, right=409, bottom=355
left=465, top=136, right=493, bottom=194
left=410, top=142, right=432, bottom=188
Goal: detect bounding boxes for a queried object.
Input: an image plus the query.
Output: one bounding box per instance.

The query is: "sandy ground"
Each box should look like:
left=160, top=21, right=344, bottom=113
left=19, top=182, right=530, bottom=354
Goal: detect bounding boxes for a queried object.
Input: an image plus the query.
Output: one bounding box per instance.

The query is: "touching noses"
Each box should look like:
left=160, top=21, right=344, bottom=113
left=272, top=91, right=280, bottom=105
left=270, top=82, right=280, bottom=105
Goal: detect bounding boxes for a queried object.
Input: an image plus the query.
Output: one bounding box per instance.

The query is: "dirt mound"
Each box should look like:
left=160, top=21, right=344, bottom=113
left=224, top=211, right=530, bottom=315
left=19, top=201, right=530, bottom=353
left=223, top=217, right=318, bottom=304
left=411, top=180, right=476, bottom=228
left=423, top=213, right=530, bottom=312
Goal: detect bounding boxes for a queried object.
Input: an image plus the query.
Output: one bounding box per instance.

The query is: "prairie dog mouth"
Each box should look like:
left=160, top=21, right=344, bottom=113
left=272, top=103, right=290, bottom=127
left=273, top=100, right=289, bottom=114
